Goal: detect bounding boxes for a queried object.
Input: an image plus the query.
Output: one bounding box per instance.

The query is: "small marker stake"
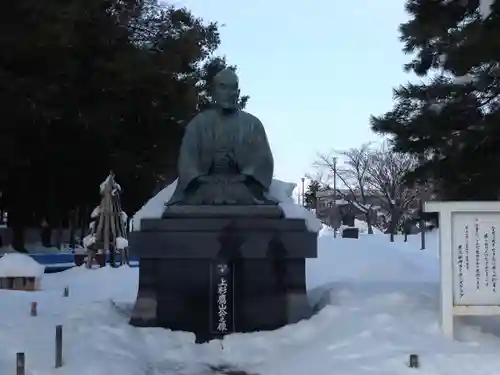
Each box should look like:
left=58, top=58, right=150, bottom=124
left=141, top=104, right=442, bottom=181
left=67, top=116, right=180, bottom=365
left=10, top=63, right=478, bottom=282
left=16, top=352, right=25, bottom=375
left=409, top=353, right=419, bottom=368
left=55, top=325, right=63, bottom=368
left=30, top=302, right=37, bottom=317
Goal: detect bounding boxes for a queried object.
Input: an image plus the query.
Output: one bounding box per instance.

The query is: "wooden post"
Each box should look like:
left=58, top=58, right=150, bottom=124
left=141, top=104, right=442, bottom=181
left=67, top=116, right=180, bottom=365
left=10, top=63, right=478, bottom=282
left=16, top=353, right=25, bottom=375
left=409, top=354, right=419, bottom=368
left=30, top=302, right=37, bottom=317
left=94, top=197, right=105, bottom=269
left=85, top=251, right=92, bottom=269
left=86, top=174, right=128, bottom=268
left=110, top=196, right=118, bottom=267
left=55, top=325, right=63, bottom=368
left=103, top=190, right=111, bottom=267
left=115, top=196, right=128, bottom=266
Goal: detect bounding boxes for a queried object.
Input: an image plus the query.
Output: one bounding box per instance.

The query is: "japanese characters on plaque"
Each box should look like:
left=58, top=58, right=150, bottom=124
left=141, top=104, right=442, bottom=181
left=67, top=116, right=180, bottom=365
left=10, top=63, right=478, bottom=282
left=453, top=213, right=500, bottom=305
left=210, top=262, right=234, bottom=334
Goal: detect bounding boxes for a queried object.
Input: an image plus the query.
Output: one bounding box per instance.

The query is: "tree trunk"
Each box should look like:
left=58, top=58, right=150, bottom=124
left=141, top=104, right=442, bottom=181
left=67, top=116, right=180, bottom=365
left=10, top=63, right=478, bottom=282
left=365, top=211, right=373, bottom=234
left=403, top=220, right=411, bottom=242
left=109, top=244, right=115, bottom=267
left=69, top=208, right=77, bottom=250
left=388, top=206, right=401, bottom=243
left=40, top=219, right=52, bottom=248
left=55, top=215, right=63, bottom=250
left=389, top=217, right=396, bottom=243
left=8, top=208, right=27, bottom=252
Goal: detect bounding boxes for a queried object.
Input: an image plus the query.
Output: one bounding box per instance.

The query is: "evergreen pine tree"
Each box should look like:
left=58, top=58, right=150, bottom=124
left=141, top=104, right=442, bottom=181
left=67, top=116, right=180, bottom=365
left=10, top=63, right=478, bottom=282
left=304, top=180, right=321, bottom=210
left=0, top=0, right=247, bottom=250
left=371, top=0, right=500, bottom=199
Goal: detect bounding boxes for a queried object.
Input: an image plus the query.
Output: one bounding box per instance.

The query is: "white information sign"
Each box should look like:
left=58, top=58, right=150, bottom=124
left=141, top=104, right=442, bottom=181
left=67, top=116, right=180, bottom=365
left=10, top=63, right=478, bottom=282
left=425, top=201, right=500, bottom=339
left=452, top=213, right=499, bottom=305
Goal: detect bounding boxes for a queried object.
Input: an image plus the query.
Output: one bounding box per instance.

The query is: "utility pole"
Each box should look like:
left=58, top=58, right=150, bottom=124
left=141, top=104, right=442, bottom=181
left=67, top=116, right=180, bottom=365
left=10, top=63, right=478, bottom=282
left=419, top=187, right=426, bottom=250
left=418, top=154, right=426, bottom=250
left=333, top=157, right=337, bottom=238
left=301, top=177, right=305, bottom=206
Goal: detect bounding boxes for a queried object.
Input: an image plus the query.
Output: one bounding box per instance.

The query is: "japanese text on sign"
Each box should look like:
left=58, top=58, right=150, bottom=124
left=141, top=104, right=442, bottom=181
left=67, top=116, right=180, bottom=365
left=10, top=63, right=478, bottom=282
left=216, top=277, right=228, bottom=332
left=453, top=213, right=500, bottom=305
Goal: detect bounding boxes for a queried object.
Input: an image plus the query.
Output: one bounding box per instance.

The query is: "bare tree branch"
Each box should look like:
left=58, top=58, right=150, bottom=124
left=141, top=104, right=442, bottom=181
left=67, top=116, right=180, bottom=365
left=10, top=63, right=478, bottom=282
left=314, top=144, right=380, bottom=232
left=313, top=141, right=432, bottom=235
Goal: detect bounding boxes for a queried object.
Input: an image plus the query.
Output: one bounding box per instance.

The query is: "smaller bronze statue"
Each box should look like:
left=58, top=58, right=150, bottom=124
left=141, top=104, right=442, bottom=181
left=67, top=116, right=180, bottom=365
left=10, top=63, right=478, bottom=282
left=165, top=68, right=276, bottom=207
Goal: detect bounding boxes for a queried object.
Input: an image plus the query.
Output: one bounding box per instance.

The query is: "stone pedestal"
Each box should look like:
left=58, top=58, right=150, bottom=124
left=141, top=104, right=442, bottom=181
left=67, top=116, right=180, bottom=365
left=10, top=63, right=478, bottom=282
left=129, top=205, right=317, bottom=343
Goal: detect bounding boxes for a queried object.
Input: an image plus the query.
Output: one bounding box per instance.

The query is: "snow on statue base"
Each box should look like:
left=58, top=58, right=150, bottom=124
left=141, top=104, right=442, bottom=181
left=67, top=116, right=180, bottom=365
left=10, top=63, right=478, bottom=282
left=129, top=205, right=317, bottom=343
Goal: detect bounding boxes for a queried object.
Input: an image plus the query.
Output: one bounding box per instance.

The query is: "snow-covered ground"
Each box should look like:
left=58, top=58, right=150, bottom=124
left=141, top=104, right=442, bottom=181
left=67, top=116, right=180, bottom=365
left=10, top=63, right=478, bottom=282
left=2, top=228, right=500, bottom=375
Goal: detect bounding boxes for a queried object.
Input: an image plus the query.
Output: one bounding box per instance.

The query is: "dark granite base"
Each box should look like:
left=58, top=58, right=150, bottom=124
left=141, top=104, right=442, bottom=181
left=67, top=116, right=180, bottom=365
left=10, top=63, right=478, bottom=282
left=130, top=258, right=311, bottom=342
left=129, top=212, right=317, bottom=343
left=162, top=205, right=283, bottom=218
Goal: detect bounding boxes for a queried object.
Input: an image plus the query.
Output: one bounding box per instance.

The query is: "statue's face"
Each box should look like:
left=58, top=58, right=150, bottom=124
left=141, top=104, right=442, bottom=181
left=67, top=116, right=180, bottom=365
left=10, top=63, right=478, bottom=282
left=214, top=78, right=240, bottom=110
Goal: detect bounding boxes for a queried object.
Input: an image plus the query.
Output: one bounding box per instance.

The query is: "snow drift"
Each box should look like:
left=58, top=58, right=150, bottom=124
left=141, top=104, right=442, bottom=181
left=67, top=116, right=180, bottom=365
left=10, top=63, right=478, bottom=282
left=0, top=253, right=45, bottom=278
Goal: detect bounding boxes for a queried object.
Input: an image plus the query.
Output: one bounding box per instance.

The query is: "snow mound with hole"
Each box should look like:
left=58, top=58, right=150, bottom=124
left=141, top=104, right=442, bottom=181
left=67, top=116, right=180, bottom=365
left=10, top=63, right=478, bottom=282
left=0, top=253, right=45, bottom=278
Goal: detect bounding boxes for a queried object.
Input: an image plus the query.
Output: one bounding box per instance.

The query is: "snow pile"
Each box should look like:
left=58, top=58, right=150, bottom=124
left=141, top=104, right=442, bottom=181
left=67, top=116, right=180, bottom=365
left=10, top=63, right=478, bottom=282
left=307, top=229, right=439, bottom=292
left=91, top=206, right=100, bottom=219
left=267, top=179, right=322, bottom=232
left=2, top=229, right=500, bottom=374
left=2, top=231, right=500, bottom=374
left=116, top=237, right=128, bottom=250
left=120, top=211, right=128, bottom=224
left=131, top=179, right=178, bottom=231
left=0, top=253, right=45, bottom=278
left=352, top=219, right=383, bottom=234
left=99, top=174, right=121, bottom=194
left=131, top=178, right=322, bottom=232
left=83, top=234, right=96, bottom=249
left=479, top=0, right=495, bottom=19
left=319, top=224, right=336, bottom=237
left=321, top=220, right=383, bottom=236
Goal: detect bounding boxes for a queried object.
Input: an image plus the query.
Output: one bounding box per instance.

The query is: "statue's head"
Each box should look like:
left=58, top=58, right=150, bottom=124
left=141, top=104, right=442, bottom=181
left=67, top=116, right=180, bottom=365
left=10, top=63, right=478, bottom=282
left=213, top=68, right=240, bottom=110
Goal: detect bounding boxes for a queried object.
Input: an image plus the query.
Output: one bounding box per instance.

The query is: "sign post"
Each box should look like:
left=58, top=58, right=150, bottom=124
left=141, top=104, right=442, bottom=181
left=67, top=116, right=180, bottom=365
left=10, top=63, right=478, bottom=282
left=425, top=201, right=500, bottom=339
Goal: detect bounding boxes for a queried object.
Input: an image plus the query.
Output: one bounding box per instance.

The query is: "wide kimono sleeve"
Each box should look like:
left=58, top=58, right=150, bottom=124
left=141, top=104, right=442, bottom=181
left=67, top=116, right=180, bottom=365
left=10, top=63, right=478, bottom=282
left=237, top=114, right=274, bottom=192
left=166, top=113, right=207, bottom=205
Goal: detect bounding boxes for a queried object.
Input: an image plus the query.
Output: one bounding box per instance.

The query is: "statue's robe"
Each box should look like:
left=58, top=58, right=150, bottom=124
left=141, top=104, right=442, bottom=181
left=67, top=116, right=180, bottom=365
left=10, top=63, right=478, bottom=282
left=167, top=109, right=274, bottom=205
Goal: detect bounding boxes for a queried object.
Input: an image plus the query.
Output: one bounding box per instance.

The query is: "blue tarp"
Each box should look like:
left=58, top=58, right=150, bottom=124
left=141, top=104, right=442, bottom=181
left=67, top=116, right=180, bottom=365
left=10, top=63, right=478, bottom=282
left=26, top=253, right=139, bottom=273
